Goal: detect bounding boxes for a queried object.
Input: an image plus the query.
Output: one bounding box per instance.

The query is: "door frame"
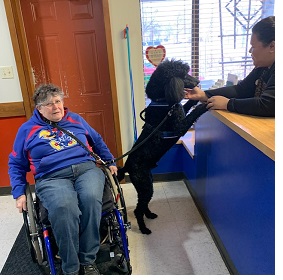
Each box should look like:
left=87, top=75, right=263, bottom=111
left=3, top=0, right=123, bottom=161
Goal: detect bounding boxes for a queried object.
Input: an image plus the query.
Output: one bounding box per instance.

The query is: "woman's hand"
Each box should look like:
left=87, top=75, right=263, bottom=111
left=16, top=195, right=27, bottom=213
left=206, top=96, right=229, bottom=110
left=109, top=165, right=118, bottom=176
left=184, top=86, right=208, bottom=102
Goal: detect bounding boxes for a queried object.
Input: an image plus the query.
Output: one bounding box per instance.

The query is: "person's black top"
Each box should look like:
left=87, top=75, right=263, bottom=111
left=205, top=62, right=275, bottom=117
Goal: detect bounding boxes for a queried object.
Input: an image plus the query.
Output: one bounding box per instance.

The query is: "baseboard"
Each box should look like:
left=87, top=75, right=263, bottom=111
left=123, top=172, right=185, bottom=183
left=0, top=185, right=35, bottom=196
left=183, top=178, right=237, bottom=275
left=0, top=186, right=12, bottom=196
left=152, top=172, right=185, bottom=182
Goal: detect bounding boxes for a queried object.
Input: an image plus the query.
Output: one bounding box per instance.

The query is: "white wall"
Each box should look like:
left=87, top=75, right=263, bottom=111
left=0, top=0, right=22, bottom=102
left=0, top=0, right=145, bottom=154
left=108, top=0, right=145, bottom=153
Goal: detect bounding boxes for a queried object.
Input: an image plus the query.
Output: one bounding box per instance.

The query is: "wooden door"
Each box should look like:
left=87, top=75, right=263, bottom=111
left=19, top=0, right=118, bottom=156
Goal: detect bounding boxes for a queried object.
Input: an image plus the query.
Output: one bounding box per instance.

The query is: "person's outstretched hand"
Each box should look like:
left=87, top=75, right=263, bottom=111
left=184, top=86, right=208, bottom=103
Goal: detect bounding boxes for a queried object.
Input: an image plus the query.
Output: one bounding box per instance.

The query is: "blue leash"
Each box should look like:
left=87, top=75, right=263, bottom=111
left=124, top=25, right=138, bottom=142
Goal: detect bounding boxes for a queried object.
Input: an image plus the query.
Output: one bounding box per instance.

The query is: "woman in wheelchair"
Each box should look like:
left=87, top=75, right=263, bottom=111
left=8, top=83, right=118, bottom=275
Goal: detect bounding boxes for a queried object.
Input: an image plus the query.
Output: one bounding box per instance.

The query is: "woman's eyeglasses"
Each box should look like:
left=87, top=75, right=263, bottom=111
left=40, top=99, right=62, bottom=108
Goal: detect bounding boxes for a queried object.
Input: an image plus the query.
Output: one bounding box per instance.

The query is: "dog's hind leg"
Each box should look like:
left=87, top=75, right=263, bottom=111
left=116, top=166, right=126, bottom=182
left=140, top=171, right=158, bottom=219
left=134, top=203, right=157, bottom=234
left=144, top=206, right=158, bottom=219
left=134, top=204, right=152, bottom=234
left=129, top=166, right=157, bottom=234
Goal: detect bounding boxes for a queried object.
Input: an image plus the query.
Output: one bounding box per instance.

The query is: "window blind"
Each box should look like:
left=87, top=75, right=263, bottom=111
left=140, top=0, right=275, bottom=90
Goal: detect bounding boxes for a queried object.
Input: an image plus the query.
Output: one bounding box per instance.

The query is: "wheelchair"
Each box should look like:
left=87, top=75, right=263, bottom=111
left=22, top=165, right=132, bottom=275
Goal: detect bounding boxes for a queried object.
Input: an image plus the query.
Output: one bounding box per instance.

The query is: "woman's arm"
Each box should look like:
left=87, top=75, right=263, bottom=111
left=8, top=128, right=30, bottom=199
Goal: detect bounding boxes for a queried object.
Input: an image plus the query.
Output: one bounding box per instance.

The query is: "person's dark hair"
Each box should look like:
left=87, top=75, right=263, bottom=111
left=33, top=83, right=64, bottom=106
left=252, top=16, right=275, bottom=46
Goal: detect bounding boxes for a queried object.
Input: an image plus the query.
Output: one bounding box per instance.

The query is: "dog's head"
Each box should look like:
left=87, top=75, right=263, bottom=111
left=146, top=58, right=199, bottom=105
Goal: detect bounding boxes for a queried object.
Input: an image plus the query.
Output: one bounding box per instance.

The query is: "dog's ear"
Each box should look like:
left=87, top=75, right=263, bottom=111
left=165, top=77, right=185, bottom=105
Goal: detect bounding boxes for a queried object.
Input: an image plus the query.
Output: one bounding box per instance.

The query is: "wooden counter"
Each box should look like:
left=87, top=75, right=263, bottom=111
left=178, top=110, right=275, bottom=161
left=211, top=110, right=275, bottom=160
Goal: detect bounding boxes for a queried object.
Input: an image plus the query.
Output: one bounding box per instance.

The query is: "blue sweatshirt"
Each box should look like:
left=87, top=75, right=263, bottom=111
left=8, top=108, right=115, bottom=199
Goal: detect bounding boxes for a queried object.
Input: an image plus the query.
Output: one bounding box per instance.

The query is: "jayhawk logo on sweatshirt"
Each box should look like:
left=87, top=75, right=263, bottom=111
left=39, top=128, right=77, bottom=151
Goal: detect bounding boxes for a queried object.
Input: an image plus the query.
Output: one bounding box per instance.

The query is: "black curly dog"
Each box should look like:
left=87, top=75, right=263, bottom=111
left=118, top=59, right=208, bottom=234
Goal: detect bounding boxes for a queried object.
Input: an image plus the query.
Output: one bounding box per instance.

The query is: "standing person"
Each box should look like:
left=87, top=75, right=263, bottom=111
left=8, top=84, right=117, bottom=275
left=185, top=16, right=275, bottom=117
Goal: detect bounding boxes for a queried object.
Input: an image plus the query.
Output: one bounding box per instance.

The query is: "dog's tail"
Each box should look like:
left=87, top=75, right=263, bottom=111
left=117, top=166, right=126, bottom=182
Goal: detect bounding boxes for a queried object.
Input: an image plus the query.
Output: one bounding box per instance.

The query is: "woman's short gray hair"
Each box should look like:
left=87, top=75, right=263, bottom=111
left=33, top=84, right=64, bottom=106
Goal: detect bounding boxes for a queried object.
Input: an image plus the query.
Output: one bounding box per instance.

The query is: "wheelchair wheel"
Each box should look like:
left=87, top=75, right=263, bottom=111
left=111, top=254, right=132, bottom=275
left=104, top=167, right=128, bottom=224
left=23, top=184, right=44, bottom=265
left=109, top=209, right=132, bottom=275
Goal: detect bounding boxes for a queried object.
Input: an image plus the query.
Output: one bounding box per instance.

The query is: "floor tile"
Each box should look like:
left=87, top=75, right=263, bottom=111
left=0, top=180, right=230, bottom=275
left=183, top=240, right=229, bottom=274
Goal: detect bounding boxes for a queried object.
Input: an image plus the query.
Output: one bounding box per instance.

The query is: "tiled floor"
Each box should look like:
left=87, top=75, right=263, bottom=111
left=0, top=194, right=23, bottom=272
left=123, top=180, right=229, bottom=275
left=0, top=180, right=230, bottom=275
